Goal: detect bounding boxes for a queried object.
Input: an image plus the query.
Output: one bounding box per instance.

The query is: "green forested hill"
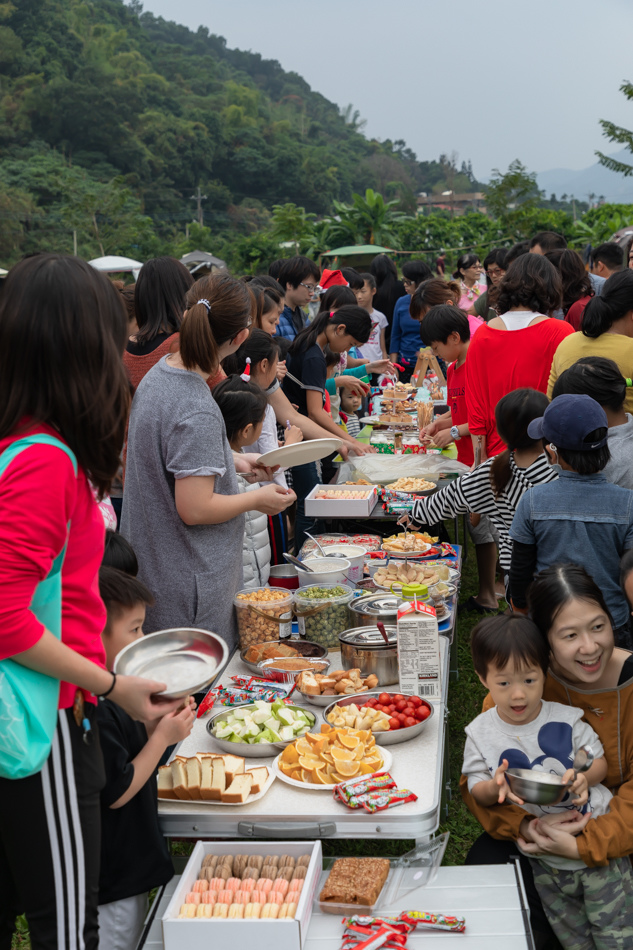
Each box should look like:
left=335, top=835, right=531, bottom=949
left=0, top=0, right=481, bottom=265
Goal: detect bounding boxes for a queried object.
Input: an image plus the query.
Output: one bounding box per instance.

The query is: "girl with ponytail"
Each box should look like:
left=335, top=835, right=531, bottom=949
left=282, top=305, right=375, bottom=550
left=548, top=270, right=633, bottom=412
left=122, top=274, right=296, bottom=647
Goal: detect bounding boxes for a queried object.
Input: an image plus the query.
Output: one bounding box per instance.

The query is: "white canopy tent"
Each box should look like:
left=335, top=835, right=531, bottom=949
left=89, top=255, right=143, bottom=279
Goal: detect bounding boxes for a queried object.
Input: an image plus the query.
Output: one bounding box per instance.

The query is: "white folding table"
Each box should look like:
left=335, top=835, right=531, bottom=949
left=139, top=863, right=533, bottom=949
left=158, top=639, right=449, bottom=844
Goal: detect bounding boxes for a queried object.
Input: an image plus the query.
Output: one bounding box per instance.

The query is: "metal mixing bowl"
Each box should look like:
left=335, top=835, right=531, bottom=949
left=323, top=691, right=434, bottom=745
left=114, top=627, right=229, bottom=699
left=206, top=703, right=318, bottom=757
left=505, top=769, right=572, bottom=806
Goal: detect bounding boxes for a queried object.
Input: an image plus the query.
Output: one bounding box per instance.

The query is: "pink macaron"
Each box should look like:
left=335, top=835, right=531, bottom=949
left=192, top=879, right=209, bottom=893
left=241, top=878, right=256, bottom=894
left=185, top=892, right=201, bottom=904
left=260, top=878, right=273, bottom=894
left=272, top=878, right=289, bottom=897
left=288, top=879, right=303, bottom=895
left=209, top=877, right=225, bottom=891
left=226, top=877, right=241, bottom=891
left=218, top=889, right=232, bottom=904
left=201, top=891, right=217, bottom=905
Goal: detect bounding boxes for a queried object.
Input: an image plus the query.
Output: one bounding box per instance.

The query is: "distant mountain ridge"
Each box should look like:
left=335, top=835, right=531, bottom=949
left=536, top=149, right=633, bottom=203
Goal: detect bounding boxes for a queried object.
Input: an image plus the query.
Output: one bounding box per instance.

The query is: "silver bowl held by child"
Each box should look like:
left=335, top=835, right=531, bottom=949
left=504, top=769, right=572, bottom=806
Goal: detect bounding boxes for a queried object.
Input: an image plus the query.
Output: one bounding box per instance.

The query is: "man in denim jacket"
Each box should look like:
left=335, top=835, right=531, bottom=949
left=509, top=394, right=633, bottom=648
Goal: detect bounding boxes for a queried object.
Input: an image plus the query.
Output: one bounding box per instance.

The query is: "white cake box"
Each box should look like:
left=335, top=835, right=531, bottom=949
left=162, top=840, right=322, bottom=950
left=304, top=484, right=378, bottom=517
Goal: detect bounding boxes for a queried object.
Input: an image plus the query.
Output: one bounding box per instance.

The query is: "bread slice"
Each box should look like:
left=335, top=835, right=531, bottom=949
left=221, top=773, right=253, bottom=804
left=297, top=672, right=320, bottom=695
left=199, top=755, right=215, bottom=801
left=185, top=756, right=201, bottom=800
left=157, top=765, right=177, bottom=799
left=207, top=756, right=225, bottom=801
left=170, top=759, right=191, bottom=800
left=223, top=755, right=245, bottom=785
left=247, top=766, right=269, bottom=795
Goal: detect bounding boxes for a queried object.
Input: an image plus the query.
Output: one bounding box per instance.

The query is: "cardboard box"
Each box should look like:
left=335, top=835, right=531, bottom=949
left=162, top=840, right=322, bottom=950
left=304, top=484, right=378, bottom=517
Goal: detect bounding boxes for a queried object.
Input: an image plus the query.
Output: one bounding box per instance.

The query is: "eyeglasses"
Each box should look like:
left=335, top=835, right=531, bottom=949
left=300, top=282, right=318, bottom=292
left=402, top=278, right=415, bottom=286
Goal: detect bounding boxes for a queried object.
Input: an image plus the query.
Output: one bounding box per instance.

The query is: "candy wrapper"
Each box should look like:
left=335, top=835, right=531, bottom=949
left=196, top=682, right=293, bottom=716
left=341, top=916, right=411, bottom=950
left=334, top=773, right=417, bottom=813
left=230, top=674, right=296, bottom=698
left=333, top=772, right=396, bottom=805
left=439, top=542, right=457, bottom=558
left=399, top=910, right=466, bottom=933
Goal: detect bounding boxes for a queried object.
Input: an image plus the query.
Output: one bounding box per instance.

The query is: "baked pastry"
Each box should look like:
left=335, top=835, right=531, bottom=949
left=297, top=854, right=311, bottom=867
left=292, top=865, right=307, bottom=880
left=202, top=854, right=218, bottom=869
left=278, top=855, right=295, bottom=869
left=260, top=865, right=277, bottom=880
left=319, top=857, right=390, bottom=906
left=242, top=867, right=260, bottom=881
left=263, top=854, right=279, bottom=867
left=247, top=854, right=264, bottom=870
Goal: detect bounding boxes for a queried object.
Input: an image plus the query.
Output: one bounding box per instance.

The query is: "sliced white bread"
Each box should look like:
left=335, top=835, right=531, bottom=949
left=246, top=766, right=269, bottom=795
left=157, top=765, right=177, bottom=799
left=199, top=755, right=217, bottom=801
left=223, top=755, right=245, bottom=785
left=170, top=759, right=191, bottom=800
left=209, top=757, right=225, bottom=801
left=186, top=756, right=202, bottom=800
left=221, top=773, right=253, bottom=804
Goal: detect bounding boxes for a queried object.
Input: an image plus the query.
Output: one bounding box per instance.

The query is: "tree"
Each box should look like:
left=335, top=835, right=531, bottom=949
left=270, top=203, right=315, bottom=254
left=485, top=160, right=542, bottom=218
left=322, top=189, right=409, bottom=247
left=597, top=81, right=633, bottom=176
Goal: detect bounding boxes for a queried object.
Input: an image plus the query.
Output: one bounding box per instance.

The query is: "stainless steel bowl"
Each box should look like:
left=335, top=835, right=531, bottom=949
left=114, top=628, right=229, bottom=700
left=338, top=625, right=399, bottom=686
left=322, top=691, right=434, bottom=745
left=239, top=639, right=328, bottom=675
left=206, top=703, right=318, bottom=757
left=293, top=689, right=341, bottom=707
left=505, top=769, right=572, bottom=806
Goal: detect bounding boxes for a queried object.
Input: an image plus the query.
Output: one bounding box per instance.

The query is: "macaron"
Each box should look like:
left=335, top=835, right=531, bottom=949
left=242, top=868, right=260, bottom=881
left=179, top=904, right=197, bottom=918
left=297, top=855, right=311, bottom=867
left=262, top=903, right=279, bottom=919
left=228, top=903, right=244, bottom=919
left=260, top=878, right=273, bottom=894
left=185, top=892, right=201, bottom=904
left=245, top=902, right=262, bottom=919
left=233, top=891, right=249, bottom=905
left=291, top=866, right=307, bottom=880
left=263, top=855, right=279, bottom=867
left=278, top=855, right=295, bottom=869
left=267, top=892, right=283, bottom=905
left=272, top=879, right=289, bottom=897
left=288, top=879, right=303, bottom=896
left=277, top=867, right=294, bottom=882
left=192, top=879, right=208, bottom=893
left=218, top=890, right=232, bottom=904
left=282, top=902, right=297, bottom=919
left=213, top=904, right=228, bottom=918
left=196, top=905, right=213, bottom=918
left=241, top=878, right=256, bottom=894
left=247, top=855, right=264, bottom=870
left=226, top=877, right=241, bottom=891
left=201, top=891, right=217, bottom=905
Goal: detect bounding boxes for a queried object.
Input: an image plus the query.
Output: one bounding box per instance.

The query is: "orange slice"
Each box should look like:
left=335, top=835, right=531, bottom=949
left=358, top=762, right=375, bottom=774
left=299, top=755, right=325, bottom=771
left=335, top=760, right=360, bottom=778
left=295, top=737, right=313, bottom=757
left=331, top=747, right=355, bottom=763
left=339, top=734, right=361, bottom=750
left=353, top=745, right=366, bottom=761
left=280, top=744, right=299, bottom=765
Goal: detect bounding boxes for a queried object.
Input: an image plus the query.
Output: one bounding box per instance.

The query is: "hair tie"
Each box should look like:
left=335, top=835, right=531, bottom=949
left=197, top=298, right=211, bottom=313
left=241, top=357, right=251, bottom=382
left=627, top=378, right=632, bottom=388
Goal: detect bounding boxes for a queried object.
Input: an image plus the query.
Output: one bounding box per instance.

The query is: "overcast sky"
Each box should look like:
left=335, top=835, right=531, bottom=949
left=142, top=0, right=633, bottom=181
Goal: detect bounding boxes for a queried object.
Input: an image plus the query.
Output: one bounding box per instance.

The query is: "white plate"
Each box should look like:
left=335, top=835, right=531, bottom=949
left=437, top=607, right=454, bottom=630
left=381, top=542, right=432, bottom=557
left=256, top=438, right=343, bottom=470
left=158, top=765, right=276, bottom=806
left=272, top=746, right=393, bottom=791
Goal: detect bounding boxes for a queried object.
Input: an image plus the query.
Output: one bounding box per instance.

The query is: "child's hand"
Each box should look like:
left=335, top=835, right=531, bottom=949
left=563, top=769, right=589, bottom=807
left=154, top=699, right=196, bottom=746
left=276, top=361, right=287, bottom=381
left=284, top=424, right=303, bottom=446
left=495, top=759, right=525, bottom=805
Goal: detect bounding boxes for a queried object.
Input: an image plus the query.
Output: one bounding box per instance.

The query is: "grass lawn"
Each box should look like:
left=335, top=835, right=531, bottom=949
left=11, top=529, right=488, bottom=946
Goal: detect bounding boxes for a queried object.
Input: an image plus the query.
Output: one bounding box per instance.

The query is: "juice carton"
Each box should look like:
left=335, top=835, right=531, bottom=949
left=396, top=593, right=441, bottom=702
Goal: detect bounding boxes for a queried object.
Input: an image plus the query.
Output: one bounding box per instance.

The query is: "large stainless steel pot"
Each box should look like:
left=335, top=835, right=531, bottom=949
left=338, top=625, right=399, bottom=686
left=348, top=592, right=402, bottom=627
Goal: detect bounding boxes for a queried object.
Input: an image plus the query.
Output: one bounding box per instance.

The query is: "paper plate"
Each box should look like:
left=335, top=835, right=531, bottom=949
left=272, top=746, right=393, bottom=791
left=256, top=438, right=343, bottom=470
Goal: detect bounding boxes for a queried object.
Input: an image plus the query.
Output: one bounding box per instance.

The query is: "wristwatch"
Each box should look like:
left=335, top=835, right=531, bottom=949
left=450, top=425, right=461, bottom=441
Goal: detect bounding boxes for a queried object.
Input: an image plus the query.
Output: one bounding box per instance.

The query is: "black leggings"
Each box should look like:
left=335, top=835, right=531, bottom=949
left=466, top=833, right=563, bottom=950
left=0, top=704, right=105, bottom=950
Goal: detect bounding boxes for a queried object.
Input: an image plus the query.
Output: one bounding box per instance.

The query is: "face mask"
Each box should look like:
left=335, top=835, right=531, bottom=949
left=548, top=443, right=562, bottom=473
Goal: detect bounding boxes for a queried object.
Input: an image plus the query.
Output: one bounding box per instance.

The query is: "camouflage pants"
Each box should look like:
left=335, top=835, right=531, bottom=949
left=531, top=857, right=633, bottom=950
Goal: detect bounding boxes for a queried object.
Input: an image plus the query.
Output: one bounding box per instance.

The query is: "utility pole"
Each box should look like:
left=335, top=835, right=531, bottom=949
left=191, top=185, right=207, bottom=226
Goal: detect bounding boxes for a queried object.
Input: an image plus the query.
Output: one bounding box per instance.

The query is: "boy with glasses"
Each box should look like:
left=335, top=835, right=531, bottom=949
left=275, top=255, right=320, bottom=341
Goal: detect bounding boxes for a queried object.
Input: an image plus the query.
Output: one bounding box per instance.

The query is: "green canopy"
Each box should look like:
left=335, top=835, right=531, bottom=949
left=322, top=244, right=394, bottom=257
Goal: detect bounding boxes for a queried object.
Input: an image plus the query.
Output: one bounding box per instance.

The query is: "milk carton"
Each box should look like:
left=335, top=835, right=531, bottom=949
left=396, top=590, right=441, bottom=702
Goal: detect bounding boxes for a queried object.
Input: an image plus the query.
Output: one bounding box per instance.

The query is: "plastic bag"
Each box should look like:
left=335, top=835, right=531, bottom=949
left=337, top=454, right=469, bottom=485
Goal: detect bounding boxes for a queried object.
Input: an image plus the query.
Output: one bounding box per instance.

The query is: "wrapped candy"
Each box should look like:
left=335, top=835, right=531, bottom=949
left=333, top=772, right=396, bottom=805
left=340, top=916, right=411, bottom=950
left=398, top=910, right=465, bottom=933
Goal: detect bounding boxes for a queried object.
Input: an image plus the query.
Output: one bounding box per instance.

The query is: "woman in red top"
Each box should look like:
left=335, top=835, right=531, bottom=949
left=0, top=255, right=181, bottom=950
left=465, top=254, right=574, bottom=461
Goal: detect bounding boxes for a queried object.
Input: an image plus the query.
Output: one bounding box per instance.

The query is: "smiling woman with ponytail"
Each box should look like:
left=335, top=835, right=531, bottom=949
left=121, top=274, right=295, bottom=646
left=548, top=269, right=633, bottom=413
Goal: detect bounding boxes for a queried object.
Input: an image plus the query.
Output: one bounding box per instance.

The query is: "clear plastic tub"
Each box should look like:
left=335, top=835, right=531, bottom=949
left=294, top=584, right=354, bottom=648
left=316, top=833, right=448, bottom=915
left=234, top=587, right=293, bottom=650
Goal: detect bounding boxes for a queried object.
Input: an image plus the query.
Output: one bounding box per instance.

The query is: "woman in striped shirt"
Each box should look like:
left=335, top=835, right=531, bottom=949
left=405, top=389, right=557, bottom=601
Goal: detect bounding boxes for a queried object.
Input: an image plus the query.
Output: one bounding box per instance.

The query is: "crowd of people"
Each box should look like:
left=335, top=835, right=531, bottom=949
left=2, top=229, right=633, bottom=950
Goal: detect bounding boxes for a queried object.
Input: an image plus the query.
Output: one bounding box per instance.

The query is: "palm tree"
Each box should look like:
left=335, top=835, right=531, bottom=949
left=322, top=189, right=409, bottom=247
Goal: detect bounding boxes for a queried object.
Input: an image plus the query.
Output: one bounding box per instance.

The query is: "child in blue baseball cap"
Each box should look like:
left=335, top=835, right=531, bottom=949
left=509, top=393, right=633, bottom=647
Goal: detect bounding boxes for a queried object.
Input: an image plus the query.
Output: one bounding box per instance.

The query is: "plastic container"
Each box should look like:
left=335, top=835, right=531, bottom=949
left=324, top=544, right=367, bottom=584
left=294, top=584, right=354, bottom=648
left=399, top=583, right=431, bottom=603
left=297, top=557, right=350, bottom=587
left=234, top=587, right=293, bottom=650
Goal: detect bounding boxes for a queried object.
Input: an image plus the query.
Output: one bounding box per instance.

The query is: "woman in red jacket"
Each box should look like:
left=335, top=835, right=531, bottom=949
left=0, top=255, right=181, bottom=950
left=465, top=254, right=574, bottom=461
